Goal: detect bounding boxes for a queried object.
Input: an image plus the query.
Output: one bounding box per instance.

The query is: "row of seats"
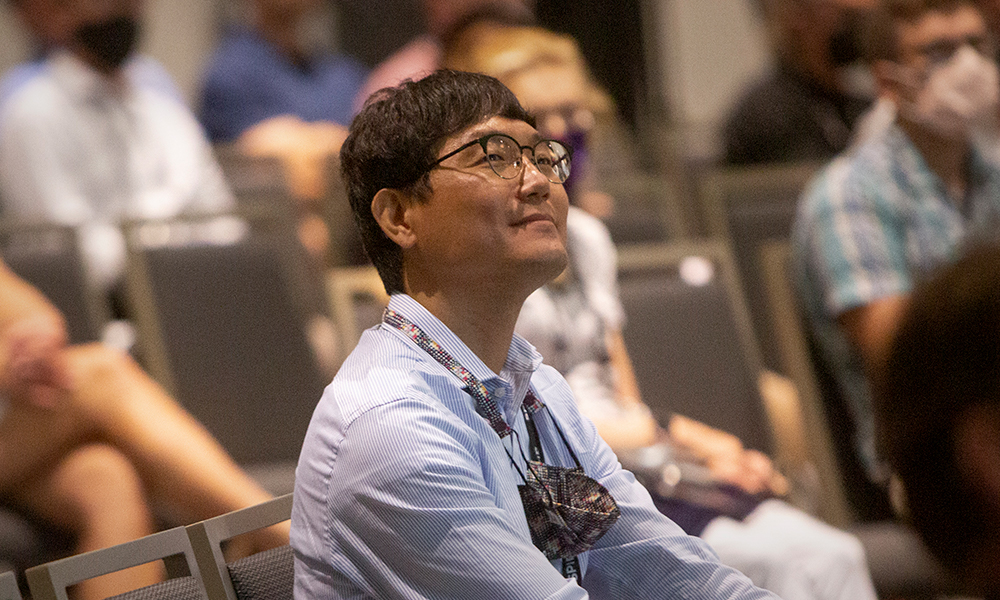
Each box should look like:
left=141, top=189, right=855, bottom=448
left=5, top=494, right=294, bottom=600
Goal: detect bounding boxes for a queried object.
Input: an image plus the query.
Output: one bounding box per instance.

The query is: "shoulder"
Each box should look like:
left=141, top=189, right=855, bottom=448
left=0, top=64, right=62, bottom=132
left=0, top=60, right=46, bottom=106
left=125, top=55, right=183, bottom=103
left=205, top=28, right=269, bottom=82
left=724, top=70, right=808, bottom=135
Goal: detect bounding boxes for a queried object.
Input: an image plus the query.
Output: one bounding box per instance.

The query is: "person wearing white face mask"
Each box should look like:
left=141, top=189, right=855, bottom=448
left=793, top=0, right=1000, bottom=522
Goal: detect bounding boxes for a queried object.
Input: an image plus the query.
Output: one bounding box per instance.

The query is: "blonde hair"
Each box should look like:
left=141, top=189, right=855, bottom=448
left=443, top=23, right=614, bottom=116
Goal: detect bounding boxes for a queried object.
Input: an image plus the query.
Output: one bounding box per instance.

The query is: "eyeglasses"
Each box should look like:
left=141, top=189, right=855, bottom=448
left=916, top=34, right=997, bottom=66
left=426, top=133, right=572, bottom=184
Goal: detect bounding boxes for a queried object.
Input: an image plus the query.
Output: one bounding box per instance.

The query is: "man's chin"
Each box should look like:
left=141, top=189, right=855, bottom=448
left=526, top=249, right=570, bottom=288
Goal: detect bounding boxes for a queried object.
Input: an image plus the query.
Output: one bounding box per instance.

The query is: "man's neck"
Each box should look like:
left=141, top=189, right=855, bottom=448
left=256, top=12, right=304, bottom=62
left=899, top=118, right=971, bottom=202
left=405, top=273, right=531, bottom=374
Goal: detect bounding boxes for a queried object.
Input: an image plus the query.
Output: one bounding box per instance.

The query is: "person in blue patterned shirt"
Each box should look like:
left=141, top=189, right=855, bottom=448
left=793, top=0, right=1000, bottom=518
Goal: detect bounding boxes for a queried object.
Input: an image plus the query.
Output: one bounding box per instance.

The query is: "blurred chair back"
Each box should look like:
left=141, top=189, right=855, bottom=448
left=25, top=527, right=205, bottom=600
left=213, top=146, right=288, bottom=205
left=758, top=240, right=852, bottom=526
left=321, top=154, right=367, bottom=267
left=123, top=211, right=331, bottom=477
left=616, top=240, right=773, bottom=454
left=599, top=173, right=684, bottom=245
left=698, top=162, right=821, bottom=371
left=186, top=494, right=292, bottom=600
left=0, top=223, right=105, bottom=343
left=326, top=266, right=389, bottom=357
left=0, top=508, right=74, bottom=597
left=0, top=569, right=21, bottom=600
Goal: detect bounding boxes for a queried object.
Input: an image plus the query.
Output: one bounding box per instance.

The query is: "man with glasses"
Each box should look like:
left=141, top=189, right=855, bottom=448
left=793, top=0, right=1000, bottom=518
left=291, top=69, right=779, bottom=599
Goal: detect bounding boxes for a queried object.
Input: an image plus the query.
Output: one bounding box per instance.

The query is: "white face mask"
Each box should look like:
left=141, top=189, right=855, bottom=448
left=896, top=45, right=1000, bottom=138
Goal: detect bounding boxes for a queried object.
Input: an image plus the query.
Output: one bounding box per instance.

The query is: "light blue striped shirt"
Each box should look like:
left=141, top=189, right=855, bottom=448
left=292, top=294, right=779, bottom=599
left=793, top=122, right=1000, bottom=478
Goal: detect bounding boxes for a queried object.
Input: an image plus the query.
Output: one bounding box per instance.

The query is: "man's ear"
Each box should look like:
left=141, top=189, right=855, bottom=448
left=372, top=188, right=417, bottom=249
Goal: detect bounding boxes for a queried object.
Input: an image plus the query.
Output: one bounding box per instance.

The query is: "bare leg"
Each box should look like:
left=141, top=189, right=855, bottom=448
left=3, top=444, right=162, bottom=600
left=64, top=345, right=288, bottom=548
left=0, top=344, right=287, bottom=555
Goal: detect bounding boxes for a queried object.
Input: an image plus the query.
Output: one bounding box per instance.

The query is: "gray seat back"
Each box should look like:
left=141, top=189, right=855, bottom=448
left=25, top=527, right=206, bottom=600
left=124, top=213, right=329, bottom=467
left=698, top=162, right=821, bottom=370
left=186, top=494, right=292, bottom=600
left=617, top=240, right=773, bottom=453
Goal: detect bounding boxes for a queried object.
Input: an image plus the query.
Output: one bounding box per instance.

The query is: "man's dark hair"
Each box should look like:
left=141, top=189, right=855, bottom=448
left=340, top=69, right=533, bottom=294
left=875, top=241, right=1000, bottom=574
left=864, top=0, right=979, bottom=63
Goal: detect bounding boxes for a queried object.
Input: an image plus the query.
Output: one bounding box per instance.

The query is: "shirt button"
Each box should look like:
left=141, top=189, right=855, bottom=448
left=493, top=387, right=507, bottom=400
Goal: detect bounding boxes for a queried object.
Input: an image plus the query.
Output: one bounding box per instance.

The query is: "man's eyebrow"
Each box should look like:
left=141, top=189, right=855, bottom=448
left=462, top=128, right=542, bottom=146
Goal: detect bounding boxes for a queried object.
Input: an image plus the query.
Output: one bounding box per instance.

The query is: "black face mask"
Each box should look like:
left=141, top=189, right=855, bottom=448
left=828, top=11, right=866, bottom=67
left=74, top=16, right=140, bottom=72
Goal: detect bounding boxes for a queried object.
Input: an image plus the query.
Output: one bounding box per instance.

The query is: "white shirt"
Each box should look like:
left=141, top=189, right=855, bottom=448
left=0, top=51, right=234, bottom=289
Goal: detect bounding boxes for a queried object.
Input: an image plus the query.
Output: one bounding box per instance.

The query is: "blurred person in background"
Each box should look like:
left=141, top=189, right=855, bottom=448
left=446, top=24, right=879, bottom=600
left=199, top=0, right=367, bottom=145
left=0, top=256, right=285, bottom=600
left=793, top=0, right=1000, bottom=519
left=354, top=0, right=534, bottom=109
left=199, top=0, right=368, bottom=265
left=0, top=0, right=233, bottom=308
left=876, top=242, right=1000, bottom=600
left=723, top=0, right=877, bottom=165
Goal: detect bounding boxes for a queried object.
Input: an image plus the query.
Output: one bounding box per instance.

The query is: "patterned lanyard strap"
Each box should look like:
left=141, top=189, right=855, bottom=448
left=382, top=308, right=543, bottom=439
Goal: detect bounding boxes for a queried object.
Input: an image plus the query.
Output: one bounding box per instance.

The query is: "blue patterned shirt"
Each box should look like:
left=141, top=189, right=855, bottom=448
left=292, top=294, right=779, bottom=599
left=793, top=122, right=1000, bottom=477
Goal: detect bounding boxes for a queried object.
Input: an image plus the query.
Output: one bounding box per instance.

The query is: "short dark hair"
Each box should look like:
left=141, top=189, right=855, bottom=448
left=340, top=69, right=534, bottom=294
left=864, top=0, right=978, bottom=63
left=875, top=241, right=1000, bottom=573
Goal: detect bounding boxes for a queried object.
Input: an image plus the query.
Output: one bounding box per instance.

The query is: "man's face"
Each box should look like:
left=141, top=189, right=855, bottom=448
left=60, top=0, right=139, bottom=28
left=402, top=116, right=569, bottom=292
left=504, top=63, right=591, bottom=140
left=895, top=5, right=989, bottom=74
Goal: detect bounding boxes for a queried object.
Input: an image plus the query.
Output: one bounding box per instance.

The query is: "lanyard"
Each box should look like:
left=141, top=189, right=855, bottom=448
left=521, top=405, right=582, bottom=582
left=383, top=308, right=582, bottom=582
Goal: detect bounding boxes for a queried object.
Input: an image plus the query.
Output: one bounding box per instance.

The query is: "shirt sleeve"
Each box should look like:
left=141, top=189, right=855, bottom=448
left=804, top=166, right=912, bottom=318
left=323, top=395, right=590, bottom=600
left=567, top=207, right=624, bottom=330
left=533, top=374, right=781, bottom=599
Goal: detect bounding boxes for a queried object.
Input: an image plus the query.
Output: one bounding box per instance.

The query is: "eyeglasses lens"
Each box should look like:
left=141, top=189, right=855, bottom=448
left=484, top=135, right=571, bottom=184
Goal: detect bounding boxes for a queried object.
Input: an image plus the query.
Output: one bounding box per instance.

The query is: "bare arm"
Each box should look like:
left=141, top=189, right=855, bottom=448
left=837, top=294, right=910, bottom=372
left=0, top=259, right=70, bottom=405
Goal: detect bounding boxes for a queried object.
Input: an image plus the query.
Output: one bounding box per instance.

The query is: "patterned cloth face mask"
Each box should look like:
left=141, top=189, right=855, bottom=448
left=383, top=308, right=620, bottom=573
left=516, top=449, right=621, bottom=560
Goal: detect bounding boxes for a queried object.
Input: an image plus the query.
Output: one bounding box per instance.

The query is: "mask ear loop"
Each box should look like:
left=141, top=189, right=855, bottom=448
left=540, top=405, right=583, bottom=470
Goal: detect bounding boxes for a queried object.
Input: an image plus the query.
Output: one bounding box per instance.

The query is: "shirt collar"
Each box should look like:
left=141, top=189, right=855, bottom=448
left=384, top=294, right=543, bottom=419
left=49, top=49, right=133, bottom=104
left=887, top=122, right=999, bottom=209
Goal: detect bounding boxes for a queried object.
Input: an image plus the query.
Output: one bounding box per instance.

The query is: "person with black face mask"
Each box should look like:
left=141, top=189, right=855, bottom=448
left=0, top=0, right=234, bottom=299
left=723, top=0, right=877, bottom=165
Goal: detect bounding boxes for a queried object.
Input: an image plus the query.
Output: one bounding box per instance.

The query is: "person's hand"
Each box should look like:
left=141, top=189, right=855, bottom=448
left=667, top=414, right=788, bottom=496
left=704, top=448, right=787, bottom=496
left=0, top=314, right=71, bottom=408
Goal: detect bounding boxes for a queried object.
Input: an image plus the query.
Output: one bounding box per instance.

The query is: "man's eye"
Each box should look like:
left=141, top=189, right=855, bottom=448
left=535, top=156, right=554, bottom=166
left=487, top=153, right=506, bottom=163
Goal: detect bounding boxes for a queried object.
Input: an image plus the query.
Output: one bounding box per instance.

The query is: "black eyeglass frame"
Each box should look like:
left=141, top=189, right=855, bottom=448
left=424, top=133, right=573, bottom=184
